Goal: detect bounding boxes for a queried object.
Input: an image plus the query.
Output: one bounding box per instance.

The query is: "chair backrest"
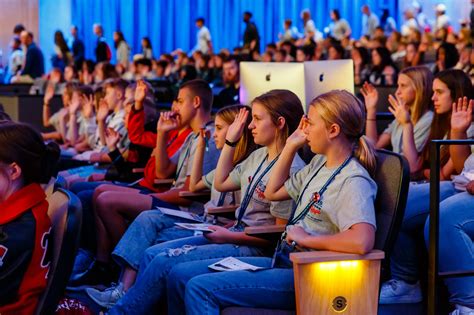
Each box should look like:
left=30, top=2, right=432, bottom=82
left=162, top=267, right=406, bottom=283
left=35, top=189, right=82, bottom=315
left=373, top=149, right=410, bottom=253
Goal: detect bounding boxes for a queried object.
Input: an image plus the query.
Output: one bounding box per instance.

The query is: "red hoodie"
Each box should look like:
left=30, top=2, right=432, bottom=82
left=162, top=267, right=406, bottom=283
left=128, top=107, right=192, bottom=191
left=0, top=184, right=51, bottom=315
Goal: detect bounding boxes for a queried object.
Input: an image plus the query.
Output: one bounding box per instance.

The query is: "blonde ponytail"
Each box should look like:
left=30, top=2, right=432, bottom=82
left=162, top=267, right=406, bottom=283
left=310, top=90, right=377, bottom=176
left=354, top=135, right=377, bottom=177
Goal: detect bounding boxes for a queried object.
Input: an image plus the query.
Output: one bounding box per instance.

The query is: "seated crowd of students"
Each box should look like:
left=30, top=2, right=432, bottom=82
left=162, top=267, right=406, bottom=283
left=1, top=58, right=474, bottom=314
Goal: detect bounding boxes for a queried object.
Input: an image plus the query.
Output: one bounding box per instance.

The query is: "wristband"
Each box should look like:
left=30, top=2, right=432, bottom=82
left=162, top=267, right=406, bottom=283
left=225, top=139, right=238, bottom=147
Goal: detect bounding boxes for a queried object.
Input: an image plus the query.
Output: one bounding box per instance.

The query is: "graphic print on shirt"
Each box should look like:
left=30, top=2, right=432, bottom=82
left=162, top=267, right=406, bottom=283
left=252, top=180, right=269, bottom=206
left=307, top=195, right=323, bottom=222
left=40, top=227, right=52, bottom=278
left=0, top=245, right=8, bottom=267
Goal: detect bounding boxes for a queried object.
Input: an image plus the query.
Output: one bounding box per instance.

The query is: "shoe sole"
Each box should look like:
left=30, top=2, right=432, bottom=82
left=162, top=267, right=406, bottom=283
left=86, top=288, right=120, bottom=309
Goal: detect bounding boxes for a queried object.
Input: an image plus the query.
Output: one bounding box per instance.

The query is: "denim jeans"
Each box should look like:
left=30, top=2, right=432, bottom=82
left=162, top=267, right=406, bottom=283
left=424, top=192, right=474, bottom=307
left=390, top=181, right=457, bottom=282
left=166, top=257, right=295, bottom=315
left=112, top=210, right=196, bottom=270
left=70, top=181, right=108, bottom=252
left=108, top=237, right=269, bottom=315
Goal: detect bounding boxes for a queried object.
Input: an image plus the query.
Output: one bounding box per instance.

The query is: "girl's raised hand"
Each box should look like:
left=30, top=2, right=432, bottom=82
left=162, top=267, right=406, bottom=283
left=360, top=82, right=379, bottom=115
left=286, top=116, right=308, bottom=149
left=451, top=97, right=473, bottom=135
left=388, top=94, right=411, bottom=125
left=225, top=108, right=249, bottom=143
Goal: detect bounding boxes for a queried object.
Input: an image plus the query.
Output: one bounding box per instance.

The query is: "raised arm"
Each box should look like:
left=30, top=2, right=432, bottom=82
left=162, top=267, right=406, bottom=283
left=67, top=96, right=82, bottom=145
left=450, top=97, right=473, bottom=173
left=189, top=129, right=209, bottom=192
left=387, top=94, right=420, bottom=173
left=42, top=85, right=55, bottom=127
left=214, top=108, right=248, bottom=192
left=96, top=99, right=110, bottom=147
left=155, top=111, right=179, bottom=178
left=361, top=82, right=391, bottom=149
left=265, top=117, right=306, bottom=201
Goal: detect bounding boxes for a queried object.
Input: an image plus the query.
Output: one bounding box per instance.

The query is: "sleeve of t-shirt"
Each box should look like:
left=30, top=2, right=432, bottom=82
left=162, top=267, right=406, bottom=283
left=331, top=176, right=377, bottom=232
left=48, top=111, right=61, bottom=131
left=229, top=160, right=246, bottom=188
left=276, top=162, right=313, bottom=220
left=383, top=119, right=396, bottom=135
left=185, top=138, right=220, bottom=178
left=413, top=112, right=434, bottom=152
left=284, top=162, right=314, bottom=202
left=0, top=213, right=35, bottom=305
left=170, top=136, right=189, bottom=166
left=202, top=170, right=215, bottom=190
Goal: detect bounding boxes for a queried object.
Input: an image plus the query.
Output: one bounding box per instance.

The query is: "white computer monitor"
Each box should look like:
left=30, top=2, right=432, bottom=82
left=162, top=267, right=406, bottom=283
left=239, top=62, right=305, bottom=106
left=304, top=60, right=354, bottom=107
left=239, top=60, right=354, bottom=112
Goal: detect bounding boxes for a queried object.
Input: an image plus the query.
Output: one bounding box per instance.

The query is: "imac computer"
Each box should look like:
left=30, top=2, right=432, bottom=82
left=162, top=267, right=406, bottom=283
left=240, top=60, right=354, bottom=112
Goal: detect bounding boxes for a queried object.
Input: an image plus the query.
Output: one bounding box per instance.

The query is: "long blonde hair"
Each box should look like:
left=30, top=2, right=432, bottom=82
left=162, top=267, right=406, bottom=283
left=310, top=90, right=377, bottom=175
left=216, top=105, right=257, bottom=165
left=400, top=66, right=433, bottom=125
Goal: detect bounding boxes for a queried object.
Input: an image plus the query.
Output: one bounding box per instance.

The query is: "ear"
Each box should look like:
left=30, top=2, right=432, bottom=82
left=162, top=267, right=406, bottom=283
left=193, top=96, right=201, bottom=110
left=327, top=123, right=341, bottom=140
left=276, top=116, right=286, bottom=131
left=9, top=163, right=22, bottom=181
left=117, top=89, right=125, bottom=100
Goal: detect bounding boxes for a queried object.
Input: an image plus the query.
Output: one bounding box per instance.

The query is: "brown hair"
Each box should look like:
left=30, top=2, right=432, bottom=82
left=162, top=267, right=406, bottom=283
left=309, top=90, right=377, bottom=175
left=179, top=79, right=213, bottom=112
left=421, top=69, right=473, bottom=168
left=216, top=105, right=257, bottom=164
left=0, top=121, right=60, bottom=185
left=103, top=78, right=129, bottom=97
left=399, top=66, right=433, bottom=124
left=251, top=89, right=304, bottom=149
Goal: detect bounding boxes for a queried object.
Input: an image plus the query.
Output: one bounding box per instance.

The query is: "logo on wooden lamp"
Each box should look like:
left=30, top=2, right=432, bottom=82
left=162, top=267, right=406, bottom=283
left=332, top=296, right=347, bottom=312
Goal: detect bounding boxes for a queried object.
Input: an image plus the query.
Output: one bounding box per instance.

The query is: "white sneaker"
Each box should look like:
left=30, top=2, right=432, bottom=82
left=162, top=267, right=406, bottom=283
left=379, top=279, right=422, bottom=304
left=86, top=282, right=125, bottom=309
left=451, top=304, right=474, bottom=315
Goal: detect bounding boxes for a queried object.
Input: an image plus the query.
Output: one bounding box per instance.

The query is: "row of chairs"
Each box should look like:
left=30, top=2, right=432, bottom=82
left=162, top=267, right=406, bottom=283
left=37, top=142, right=466, bottom=314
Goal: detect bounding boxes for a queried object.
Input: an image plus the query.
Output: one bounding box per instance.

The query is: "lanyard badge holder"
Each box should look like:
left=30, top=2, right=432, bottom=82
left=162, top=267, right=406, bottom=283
left=230, top=154, right=279, bottom=232
left=271, top=156, right=352, bottom=269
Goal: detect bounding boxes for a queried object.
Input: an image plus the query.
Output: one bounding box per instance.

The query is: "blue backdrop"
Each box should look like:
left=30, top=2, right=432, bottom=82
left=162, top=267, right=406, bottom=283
left=71, top=0, right=398, bottom=61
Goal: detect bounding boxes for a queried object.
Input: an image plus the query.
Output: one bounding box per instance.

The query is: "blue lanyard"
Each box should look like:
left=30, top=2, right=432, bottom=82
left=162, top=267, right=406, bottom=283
left=233, top=154, right=280, bottom=229
left=174, top=134, right=198, bottom=185
left=286, top=155, right=353, bottom=227
left=216, top=192, right=227, bottom=207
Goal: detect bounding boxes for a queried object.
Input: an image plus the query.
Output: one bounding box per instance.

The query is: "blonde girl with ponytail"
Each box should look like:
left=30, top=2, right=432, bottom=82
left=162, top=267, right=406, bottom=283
left=165, top=90, right=379, bottom=314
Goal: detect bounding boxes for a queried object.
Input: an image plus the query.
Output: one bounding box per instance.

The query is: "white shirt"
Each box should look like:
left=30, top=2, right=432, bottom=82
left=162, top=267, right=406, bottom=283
left=193, top=26, right=211, bottom=54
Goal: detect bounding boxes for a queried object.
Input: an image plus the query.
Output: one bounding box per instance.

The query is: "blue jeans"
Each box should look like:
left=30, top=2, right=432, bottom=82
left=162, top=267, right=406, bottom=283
left=108, top=237, right=269, bottom=314
left=112, top=210, right=196, bottom=270
left=424, top=192, right=474, bottom=307
left=167, top=257, right=295, bottom=315
left=390, top=181, right=457, bottom=282
left=70, top=181, right=108, bottom=252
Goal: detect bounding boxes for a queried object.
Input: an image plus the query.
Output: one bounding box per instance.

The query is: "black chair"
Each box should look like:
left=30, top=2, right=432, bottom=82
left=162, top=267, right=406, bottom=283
left=35, top=189, right=82, bottom=315
left=224, top=149, right=410, bottom=315
left=427, top=140, right=474, bottom=315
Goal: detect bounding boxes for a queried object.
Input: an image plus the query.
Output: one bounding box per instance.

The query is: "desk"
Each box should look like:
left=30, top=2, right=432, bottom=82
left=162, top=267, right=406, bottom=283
left=0, top=94, right=63, bottom=132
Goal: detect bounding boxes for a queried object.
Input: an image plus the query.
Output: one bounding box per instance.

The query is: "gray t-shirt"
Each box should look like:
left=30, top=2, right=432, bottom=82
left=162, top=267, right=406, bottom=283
left=285, top=155, right=377, bottom=236
left=170, top=124, right=220, bottom=189
left=384, top=110, right=434, bottom=154
left=202, top=170, right=239, bottom=210
left=229, top=147, right=306, bottom=227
